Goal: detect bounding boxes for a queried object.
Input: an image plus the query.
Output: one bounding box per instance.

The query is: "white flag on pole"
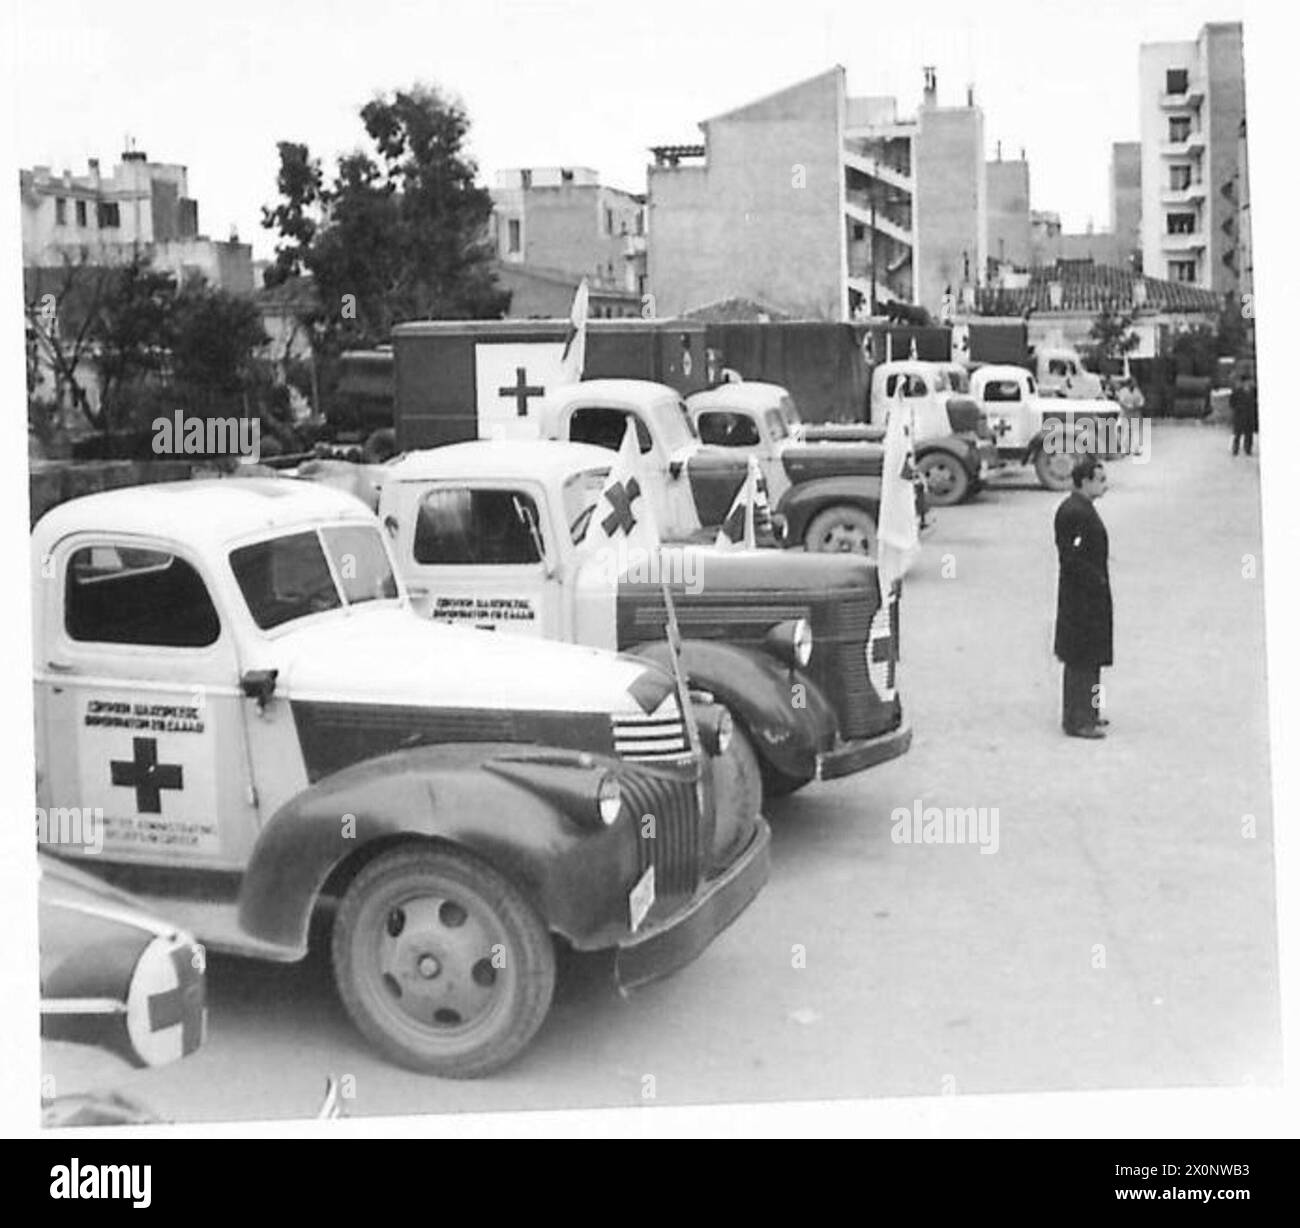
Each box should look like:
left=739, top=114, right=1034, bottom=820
left=560, top=278, right=589, bottom=383
left=876, top=401, right=920, bottom=594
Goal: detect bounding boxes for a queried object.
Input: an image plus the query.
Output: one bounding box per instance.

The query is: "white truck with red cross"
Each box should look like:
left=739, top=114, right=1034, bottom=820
left=32, top=478, right=768, bottom=1076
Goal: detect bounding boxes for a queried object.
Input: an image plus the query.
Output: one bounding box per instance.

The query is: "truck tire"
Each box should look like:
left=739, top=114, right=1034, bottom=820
left=1032, top=448, right=1075, bottom=491
left=915, top=452, right=970, bottom=506
left=803, top=505, right=878, bottom=558
left=711, top=722, right=763, bottom=853
left=332, top=845, right=555, bottom=1077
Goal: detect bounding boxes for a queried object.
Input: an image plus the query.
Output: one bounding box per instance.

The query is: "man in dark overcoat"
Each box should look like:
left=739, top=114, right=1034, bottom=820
left=1054, top=457, right=1112, bottom=738
left=1229, top=376, right=1258, bottom=457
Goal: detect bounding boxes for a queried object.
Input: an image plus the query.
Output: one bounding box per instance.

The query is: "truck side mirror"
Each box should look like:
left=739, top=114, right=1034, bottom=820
left=241, top=668, right=278, bottom=708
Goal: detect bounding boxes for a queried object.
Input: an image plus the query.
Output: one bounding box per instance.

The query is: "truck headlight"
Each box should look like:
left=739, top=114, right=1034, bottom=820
left=792, top=618, right=813, bottom=667
left=597, top=774, right=623, bottom=826
left=695, top=705, right=733, bottom=756
left=764, top=618, right=813, bottom=669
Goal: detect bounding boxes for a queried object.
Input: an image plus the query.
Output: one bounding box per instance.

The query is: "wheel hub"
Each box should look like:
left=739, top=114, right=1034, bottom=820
left=376, top=896, right=502, bottom=1029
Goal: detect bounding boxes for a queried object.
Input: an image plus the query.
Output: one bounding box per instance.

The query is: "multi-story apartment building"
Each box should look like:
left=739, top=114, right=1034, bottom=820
left=1139, top=22, right=1247, bottom=295
left=490, top=167, right=645, bottom=317
left=647, top=66, right=986, bottom=321
left=19, top=149, right=253, bottom=293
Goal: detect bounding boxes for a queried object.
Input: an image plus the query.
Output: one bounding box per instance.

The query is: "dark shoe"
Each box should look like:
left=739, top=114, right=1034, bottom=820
left=1064, top=725, right=1107, bottom=739
left=1094, top=716, right=1110, bottom=728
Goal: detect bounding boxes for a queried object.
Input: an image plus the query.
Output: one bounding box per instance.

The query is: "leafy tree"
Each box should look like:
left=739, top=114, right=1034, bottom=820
left=1088, top=300, right=1141, bottom=365
left=93, top=256, right=177, bottom=426
left=262, top=84, right=509, bottom=358
left=170, top=277, right=269, bottom=407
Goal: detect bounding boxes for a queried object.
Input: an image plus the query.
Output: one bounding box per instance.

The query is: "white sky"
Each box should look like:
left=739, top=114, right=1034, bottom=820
left=5, top=0, right=1254, bottom=261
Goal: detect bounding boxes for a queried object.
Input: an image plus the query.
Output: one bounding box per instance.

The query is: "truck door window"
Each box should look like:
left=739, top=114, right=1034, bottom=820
left=697, top=411, right=760, bottom=448
left=66, top=545, right=220, bottom=647
left=414, top=488, right=545, bottom=565
left=884, top=374, right=899, bottom=397
left=1048, top=359, right=1069, bottom=377
left=903, top=375, right=928, bottom=398
left=569, top=407, right=653, bottom=454
left=982, top=379, right=1023, bottom=403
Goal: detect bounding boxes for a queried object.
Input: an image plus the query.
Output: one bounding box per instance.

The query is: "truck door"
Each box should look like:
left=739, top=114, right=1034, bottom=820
left=401, top=482, right=562, bottom=639
left=36, top=535, right=260, bottom=870
left=979, top=376, right=1029, bottom=450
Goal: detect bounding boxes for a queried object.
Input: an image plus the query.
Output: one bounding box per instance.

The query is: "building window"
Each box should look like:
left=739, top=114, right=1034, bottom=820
left=1166, top=68, right=1189, bottom=95
left=75, top=199, right=89, bottom=228
left=506, top=218, right=521, bottom=254
left=54, top=197, right=67, bottom=226
left=603, top=207, right=614, bottom=236
left=96, top=201, right=121, bottom=228
left=1166, top=212, right=1197, bottom=235
left=1169, top=116, right=1191, bottom=144
left=1170, top=165, right=1192, bottom=191
left=851, top=223, right=866, bottom=241
left=1167, top=260, right=1197, bottom=283
left=635, top=211, right=645, bottom=237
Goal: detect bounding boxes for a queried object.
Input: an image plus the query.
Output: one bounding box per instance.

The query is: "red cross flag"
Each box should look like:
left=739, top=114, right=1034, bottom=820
left=876, top=400, right=920, bottom=595
left=560, top=278, right=589, bottom=384
left=583, top=420, right=661, bottom=555
left=715, top=455, right=772, bottom=550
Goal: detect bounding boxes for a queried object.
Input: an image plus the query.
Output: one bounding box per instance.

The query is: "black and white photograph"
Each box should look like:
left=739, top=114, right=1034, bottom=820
left=1, top=0, right=1296, bottom=1151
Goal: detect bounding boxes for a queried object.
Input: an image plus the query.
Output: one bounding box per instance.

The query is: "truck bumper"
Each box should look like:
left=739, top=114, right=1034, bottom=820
left=815, top=720, right=913, bottom=781
left=614, top=819, right=771, bottom=990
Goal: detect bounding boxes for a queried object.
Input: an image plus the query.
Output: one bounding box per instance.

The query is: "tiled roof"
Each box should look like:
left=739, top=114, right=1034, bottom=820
left=680, top=296, right=794, bottom=322
left=974, top=262, right=1222, bottom=316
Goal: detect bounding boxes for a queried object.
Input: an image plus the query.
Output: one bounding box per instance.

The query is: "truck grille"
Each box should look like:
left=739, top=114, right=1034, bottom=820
left=620, top=769, right=704, bottom=900
left=612, top=711, right=690, bottom=762
left=814, top=593, right=901, bottom=740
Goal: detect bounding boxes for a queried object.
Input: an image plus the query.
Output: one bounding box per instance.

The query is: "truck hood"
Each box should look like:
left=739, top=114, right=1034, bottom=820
left=263, top=606, right=676, bottom=719
left=1033, top=396, right=1123, bottom=419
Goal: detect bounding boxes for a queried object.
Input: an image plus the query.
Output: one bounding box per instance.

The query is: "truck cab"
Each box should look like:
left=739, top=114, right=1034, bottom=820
left=32, top=479, right=768, bottom=1076
left=379, top=441, right=911, bottom=805
left=1034, top=347, right=1105, bottom=399
left=538, top=379, right=903, bottom=559
left=862, top=361, right=998, bottom=506
left=970, top=364, right=1125, bottom=490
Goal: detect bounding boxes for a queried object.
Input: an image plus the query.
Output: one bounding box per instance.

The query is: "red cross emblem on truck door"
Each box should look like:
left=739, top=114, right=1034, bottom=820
left=499, top=368, right=546, bottom=417
left=110, top=737, right=183, bottom=813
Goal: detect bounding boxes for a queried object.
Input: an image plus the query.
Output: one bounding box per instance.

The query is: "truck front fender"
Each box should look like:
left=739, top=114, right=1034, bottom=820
left=629, top=640, right=837, bottom=785
left=776, top=477, right=882, bottom=546
left=238, top=743, right=640, bottom=958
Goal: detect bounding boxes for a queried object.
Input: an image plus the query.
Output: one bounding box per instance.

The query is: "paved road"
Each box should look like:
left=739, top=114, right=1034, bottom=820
left=91, top=420, right=1281, bottom=1123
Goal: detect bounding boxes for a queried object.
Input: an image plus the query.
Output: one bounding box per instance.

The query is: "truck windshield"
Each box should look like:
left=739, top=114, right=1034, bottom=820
left=231, top=525, right=398, bottom=630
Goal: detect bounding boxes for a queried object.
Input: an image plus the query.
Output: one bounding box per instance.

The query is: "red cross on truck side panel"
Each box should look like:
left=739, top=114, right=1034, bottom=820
left=499, top=367, right=546, bottom=417
left=110, top=737, right=183, bottom=814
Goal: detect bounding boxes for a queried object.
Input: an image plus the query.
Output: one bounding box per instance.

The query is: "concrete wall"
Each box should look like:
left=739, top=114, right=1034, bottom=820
left=648, top=68, right=847, bottom=319
left=986, top=159, right=1031, bottom=268
left=915, top=106, right=986, bottom=314
left=517, top=184, right=642, bottom=288
left=1203, top=22, right=1246, bottom=297
left=1110, top=141, right=1142, bottom=258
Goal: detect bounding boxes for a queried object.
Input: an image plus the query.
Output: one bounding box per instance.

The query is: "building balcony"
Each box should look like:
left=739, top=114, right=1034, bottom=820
left=842, top=149, right=914, bottom=194
left=1162, top=231, right=1206, bottom=252
left=1159, top=138, right=1205, bottom=158
left=1161, top=181, right=1206, bottom=205
left=844, top=199, right=913, bottom=247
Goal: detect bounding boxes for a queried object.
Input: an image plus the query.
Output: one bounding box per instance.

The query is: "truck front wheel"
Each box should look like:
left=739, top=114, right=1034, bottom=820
left=332, top=846, right=555, bottom=1077
left=1032, top=447, right=1075, bottom=491
left=915, top=452, right=971, bottom=506
left=803, top=505, right=878, bottom=558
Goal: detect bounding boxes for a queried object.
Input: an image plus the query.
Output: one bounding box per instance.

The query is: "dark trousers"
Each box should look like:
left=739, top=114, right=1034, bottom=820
left=1062, top=663, right=1101, bottom=732
left=1232, top=426, right=1255, bottom=455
